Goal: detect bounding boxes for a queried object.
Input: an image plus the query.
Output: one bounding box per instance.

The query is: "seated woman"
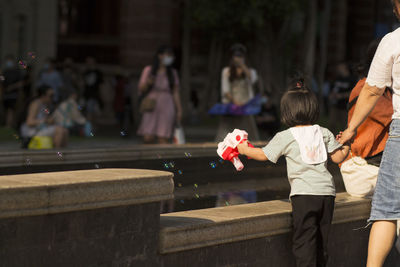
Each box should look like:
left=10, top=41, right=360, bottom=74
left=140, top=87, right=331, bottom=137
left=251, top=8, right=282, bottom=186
left=215, top=43, right=260, bottom=141
left=52, top=90, right=91, bottom=136
left=20, top=85, right=68, bottom=148
left=339, top=40, right=393, bottom=197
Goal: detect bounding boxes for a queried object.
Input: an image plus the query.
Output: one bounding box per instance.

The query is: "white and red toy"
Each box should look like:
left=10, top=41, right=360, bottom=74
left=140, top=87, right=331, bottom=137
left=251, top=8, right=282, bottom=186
left=217, top=129, right=254, bottom=171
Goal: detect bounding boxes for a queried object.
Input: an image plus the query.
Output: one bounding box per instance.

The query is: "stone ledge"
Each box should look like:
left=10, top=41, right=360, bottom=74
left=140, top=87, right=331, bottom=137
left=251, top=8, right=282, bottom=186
left=0, top=169, right=174, bottom=219
left=159, top=193, right=371, bottom=254
left=0, top=142, right=268, bottom=168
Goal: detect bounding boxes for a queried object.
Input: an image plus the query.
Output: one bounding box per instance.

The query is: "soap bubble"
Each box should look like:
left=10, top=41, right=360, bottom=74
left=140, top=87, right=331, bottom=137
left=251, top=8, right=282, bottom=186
left=209, top=162, right=217, bottom=168
left=27, top=51, right=36, bottom=59
left=177, top=170, right=183, bottom=175
left=163, top=162, right=175, bottom=169
left=18, top=60, right=27, bottom=69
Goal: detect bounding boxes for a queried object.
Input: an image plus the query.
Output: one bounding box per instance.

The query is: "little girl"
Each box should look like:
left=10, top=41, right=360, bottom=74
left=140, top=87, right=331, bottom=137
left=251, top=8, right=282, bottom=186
left=237, top=80, right=350, bottom=267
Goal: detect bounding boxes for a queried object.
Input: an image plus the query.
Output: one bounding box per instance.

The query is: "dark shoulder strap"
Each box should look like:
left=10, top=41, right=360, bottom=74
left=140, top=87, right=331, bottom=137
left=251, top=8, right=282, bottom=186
left=347, top=86, right=394, bottom=111
left=347, top=96, right=359, bottom=111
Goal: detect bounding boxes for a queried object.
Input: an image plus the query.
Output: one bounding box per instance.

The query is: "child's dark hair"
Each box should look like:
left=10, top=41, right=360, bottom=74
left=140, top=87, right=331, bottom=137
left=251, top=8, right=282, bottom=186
left=280, top=79, right=319, bottom=127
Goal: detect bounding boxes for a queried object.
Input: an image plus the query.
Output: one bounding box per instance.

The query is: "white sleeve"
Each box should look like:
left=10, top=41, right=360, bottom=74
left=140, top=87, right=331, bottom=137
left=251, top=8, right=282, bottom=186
left=250, top=69, right=258, bottom=85
left=366, top=33, right=394, bottom=89
left=221, top=67, right=231, bottom=104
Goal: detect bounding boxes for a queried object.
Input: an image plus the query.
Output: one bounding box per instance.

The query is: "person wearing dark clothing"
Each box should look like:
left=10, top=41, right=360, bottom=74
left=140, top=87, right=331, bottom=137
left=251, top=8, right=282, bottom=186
left=328, top=62, right=356, bottom=132
left=2, top=55, right=24, bottom=128
left=83, top=57, right=103, bottom=120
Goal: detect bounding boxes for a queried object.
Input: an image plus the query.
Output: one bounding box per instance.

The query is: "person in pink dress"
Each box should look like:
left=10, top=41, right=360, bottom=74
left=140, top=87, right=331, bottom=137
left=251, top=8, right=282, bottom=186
left=137, top=45, right=182, bottom=144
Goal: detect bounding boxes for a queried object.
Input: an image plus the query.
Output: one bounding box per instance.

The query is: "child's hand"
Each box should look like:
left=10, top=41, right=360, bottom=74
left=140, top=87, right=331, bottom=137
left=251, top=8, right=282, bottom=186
left=336, top=131, right=343, bottom=141
left=237, top=141, right=248, bottom=155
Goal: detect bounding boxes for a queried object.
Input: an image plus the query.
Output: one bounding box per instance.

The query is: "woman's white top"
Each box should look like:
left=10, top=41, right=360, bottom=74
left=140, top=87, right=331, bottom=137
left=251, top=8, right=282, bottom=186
left=367, top=27, right=400, bottom=119
left=221, top=67, right=258, bottom=104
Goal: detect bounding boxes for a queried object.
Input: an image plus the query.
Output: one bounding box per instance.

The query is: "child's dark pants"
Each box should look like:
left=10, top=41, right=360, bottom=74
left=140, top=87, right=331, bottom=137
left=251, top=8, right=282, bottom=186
left=290, top=195, right=335, bottom=267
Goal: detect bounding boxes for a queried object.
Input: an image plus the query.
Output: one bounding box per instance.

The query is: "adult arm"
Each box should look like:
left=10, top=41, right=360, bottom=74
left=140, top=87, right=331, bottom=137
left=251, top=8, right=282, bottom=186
left=26, top=101, right=43, bottom=127
left=138, top=66, right=153, bottom=94
left=340, top=33, right=394, bottom=144
left=221, top=67, right=232, bottom=104
left=340, top=84, right=385, bottom=143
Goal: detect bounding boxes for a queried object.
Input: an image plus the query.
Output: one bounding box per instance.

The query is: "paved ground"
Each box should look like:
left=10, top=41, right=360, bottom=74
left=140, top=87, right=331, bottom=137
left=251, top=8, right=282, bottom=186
left=0, top=123, right=219, bottom=151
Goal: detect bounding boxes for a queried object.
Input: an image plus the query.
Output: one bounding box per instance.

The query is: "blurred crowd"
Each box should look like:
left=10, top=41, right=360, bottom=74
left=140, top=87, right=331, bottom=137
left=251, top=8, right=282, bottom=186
left=0, top=56, right=133, bottom=148
left=0, top=44, right=364, bottom=149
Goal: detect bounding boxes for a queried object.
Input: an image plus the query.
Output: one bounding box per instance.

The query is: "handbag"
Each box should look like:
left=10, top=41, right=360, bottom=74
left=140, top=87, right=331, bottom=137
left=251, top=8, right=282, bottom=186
left=139, top=96, right=156, bottom=113
left=27, top=136, right=54, bottom=149
left=139, top=81, right=156, bottom=113
left=340, top=151, right=378, bottom=198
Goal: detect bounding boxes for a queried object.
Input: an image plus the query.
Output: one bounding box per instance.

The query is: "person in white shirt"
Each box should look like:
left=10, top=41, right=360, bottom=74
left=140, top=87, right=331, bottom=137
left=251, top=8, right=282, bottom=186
left=215, top=43, right=260, bottom=141
left=339, top=1, right=400, bottom=266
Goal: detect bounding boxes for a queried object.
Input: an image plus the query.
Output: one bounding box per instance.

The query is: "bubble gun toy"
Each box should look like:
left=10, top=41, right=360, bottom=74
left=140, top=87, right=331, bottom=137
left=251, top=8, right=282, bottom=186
left=217, top=129, right=254, bottom=171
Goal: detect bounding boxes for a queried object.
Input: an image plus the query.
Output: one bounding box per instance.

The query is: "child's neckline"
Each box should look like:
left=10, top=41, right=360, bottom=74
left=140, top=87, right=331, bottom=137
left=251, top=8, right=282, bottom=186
left=293, top=124, right=313, bottom=128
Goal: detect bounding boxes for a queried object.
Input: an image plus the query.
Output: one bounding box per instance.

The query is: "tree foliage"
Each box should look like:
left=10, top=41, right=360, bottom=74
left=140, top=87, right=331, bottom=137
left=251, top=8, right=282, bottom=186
left=191, top=0, right=301, bottom=40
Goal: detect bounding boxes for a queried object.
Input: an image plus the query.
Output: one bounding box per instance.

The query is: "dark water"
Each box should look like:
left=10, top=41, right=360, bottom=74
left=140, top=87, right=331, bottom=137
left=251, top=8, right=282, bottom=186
left=0, top=155, right=345, bottom=213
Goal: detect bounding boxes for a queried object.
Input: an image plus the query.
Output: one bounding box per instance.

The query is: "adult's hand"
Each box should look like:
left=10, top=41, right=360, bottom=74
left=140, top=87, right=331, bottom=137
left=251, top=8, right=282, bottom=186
left=338, top=128, right=357, bottom=145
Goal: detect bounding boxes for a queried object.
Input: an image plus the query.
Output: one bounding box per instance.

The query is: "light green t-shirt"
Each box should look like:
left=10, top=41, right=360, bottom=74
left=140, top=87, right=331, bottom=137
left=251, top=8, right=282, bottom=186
left=262, top=126, right=342, bottom=198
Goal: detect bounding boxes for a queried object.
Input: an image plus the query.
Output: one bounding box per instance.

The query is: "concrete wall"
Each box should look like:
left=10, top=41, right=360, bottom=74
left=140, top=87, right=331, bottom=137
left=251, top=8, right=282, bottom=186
left=0, top=0, right=58, bottom=69
left=0, top=168, right=399, bottom=266
left=160, top=194, right=400, bottom=267
left=0, top=169, right=173, bottom=266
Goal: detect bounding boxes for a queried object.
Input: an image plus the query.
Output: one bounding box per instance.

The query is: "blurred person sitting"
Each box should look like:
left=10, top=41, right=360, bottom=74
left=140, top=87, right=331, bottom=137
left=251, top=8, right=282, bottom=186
left=52, top=90, right=92, bottom=137
left=2, top=55, right=24, bottom=128
left=61, top=58, right=83, bottom=101
left=215, top=43, right=260, bottom=141
left=20, top=85, right=68, bottom=148
left=83, top=57, right=103, bottom=121
left=36, top=58, right=64, bottom=103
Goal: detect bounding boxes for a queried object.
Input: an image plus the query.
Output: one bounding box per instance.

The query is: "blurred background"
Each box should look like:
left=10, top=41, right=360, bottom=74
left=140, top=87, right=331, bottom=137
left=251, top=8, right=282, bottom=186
left=0, top=0, right=399, bottom=150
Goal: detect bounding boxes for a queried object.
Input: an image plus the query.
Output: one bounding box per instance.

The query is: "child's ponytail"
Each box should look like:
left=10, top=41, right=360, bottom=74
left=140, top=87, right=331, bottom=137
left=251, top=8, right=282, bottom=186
left=288, top=74, right=309, bottom=92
